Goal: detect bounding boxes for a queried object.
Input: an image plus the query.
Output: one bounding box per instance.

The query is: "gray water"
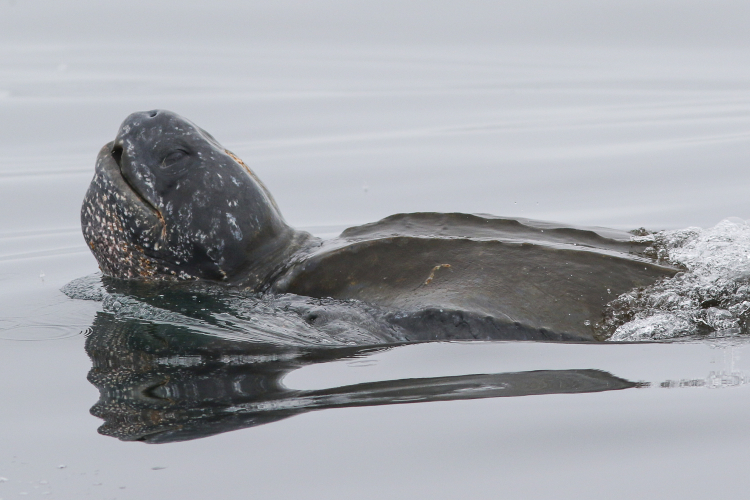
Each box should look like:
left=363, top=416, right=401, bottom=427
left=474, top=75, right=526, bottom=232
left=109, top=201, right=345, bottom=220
left=3, top=1, right=750, bottom=498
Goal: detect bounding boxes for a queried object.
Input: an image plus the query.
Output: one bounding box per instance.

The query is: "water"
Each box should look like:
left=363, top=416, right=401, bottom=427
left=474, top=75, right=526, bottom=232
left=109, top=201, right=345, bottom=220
left=606, top=219, right=750, bottom=340
left=3, top=2, right=750, bottom=498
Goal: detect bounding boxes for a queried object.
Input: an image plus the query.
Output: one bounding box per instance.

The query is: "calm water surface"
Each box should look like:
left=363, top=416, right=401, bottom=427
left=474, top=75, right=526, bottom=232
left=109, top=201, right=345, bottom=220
left=3, top=2, right=750, bottom=498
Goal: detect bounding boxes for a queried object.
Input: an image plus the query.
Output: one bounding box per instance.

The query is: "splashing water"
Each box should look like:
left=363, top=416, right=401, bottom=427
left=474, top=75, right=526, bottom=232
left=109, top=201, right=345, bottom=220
left=62, top=274, right=408, bottom=347
left=602, top=218, right=750, bottom=341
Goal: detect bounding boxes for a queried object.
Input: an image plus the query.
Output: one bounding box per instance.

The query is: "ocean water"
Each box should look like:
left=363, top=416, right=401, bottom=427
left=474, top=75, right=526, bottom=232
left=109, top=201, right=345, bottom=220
left=3, top=1, right=750, bottom=498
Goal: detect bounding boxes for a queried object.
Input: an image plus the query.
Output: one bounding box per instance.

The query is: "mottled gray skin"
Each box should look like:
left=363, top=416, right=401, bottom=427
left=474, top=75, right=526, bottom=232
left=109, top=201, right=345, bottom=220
left=82, top=110, right=679, bottom=341
left=82, top=110, right=311, bottom=284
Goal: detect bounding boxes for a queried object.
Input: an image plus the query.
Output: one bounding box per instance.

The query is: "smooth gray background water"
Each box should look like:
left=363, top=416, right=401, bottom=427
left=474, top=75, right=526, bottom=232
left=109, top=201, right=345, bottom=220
left=2, top=2, right=750, bottom=499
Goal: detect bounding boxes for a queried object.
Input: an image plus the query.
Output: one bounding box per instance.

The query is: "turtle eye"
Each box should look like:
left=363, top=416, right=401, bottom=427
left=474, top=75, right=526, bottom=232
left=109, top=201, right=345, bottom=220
left=162, top=149, right=189, bottom=169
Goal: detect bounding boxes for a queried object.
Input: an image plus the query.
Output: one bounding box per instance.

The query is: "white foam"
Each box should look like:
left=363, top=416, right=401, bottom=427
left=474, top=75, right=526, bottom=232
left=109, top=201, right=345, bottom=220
left=608, top=218, right=750, bottom=341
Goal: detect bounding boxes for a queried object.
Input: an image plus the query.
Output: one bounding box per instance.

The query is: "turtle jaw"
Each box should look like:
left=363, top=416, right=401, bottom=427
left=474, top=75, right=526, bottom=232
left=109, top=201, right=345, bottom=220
left=81, top=142, right=177, bottom=280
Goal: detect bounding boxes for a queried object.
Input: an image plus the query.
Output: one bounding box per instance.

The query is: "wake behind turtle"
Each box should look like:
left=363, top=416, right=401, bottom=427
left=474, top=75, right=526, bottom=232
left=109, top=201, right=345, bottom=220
left=80, top=110, right=679, bottom=342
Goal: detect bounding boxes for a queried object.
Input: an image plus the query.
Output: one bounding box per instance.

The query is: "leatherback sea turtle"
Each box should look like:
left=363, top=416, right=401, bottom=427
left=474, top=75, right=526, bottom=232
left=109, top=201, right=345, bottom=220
left=81, top=110, right=678, bottom=342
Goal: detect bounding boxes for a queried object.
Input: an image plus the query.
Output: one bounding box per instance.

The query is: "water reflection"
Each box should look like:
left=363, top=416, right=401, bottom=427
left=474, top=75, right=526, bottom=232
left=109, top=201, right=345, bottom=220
left=85, top=313, right=637, bottom=443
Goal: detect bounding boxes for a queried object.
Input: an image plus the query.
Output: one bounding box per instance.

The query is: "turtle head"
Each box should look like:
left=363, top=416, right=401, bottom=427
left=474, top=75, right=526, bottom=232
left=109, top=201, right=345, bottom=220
left=82, top=110, right=306, bottom=287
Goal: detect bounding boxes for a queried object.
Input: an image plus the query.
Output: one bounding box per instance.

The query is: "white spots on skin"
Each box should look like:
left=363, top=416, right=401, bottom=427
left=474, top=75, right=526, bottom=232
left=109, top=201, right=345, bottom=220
left=202, top=169, right=225, bottom=190
left=206, top=239, right=226, bottom=264
left=193, top=190, right=209, bottom=207
left=226, top=213, right=243, bottom=241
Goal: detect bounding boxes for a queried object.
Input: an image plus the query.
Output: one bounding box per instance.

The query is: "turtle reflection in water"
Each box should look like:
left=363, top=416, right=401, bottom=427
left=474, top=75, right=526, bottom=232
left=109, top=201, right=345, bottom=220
left=85, top=300, right=637, bottom=443
left=75, top=110, right=674, bottom=441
